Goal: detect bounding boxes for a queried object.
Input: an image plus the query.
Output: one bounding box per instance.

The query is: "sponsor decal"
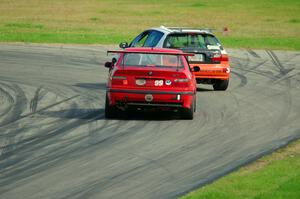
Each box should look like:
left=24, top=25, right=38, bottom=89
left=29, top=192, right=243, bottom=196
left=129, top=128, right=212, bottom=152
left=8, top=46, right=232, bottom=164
left=165, top=80, right=172, bottom=85
left=154, top=80, right=163, bottom=86
left=136, top=79, right=146, bottom=86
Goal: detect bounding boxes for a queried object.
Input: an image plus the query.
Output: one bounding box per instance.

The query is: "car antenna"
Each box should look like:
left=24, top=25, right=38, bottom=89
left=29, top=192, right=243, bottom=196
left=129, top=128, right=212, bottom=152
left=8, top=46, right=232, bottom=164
left=122, top=53, right=125, bottom=70
left=176, top=55, right=179, bottom=72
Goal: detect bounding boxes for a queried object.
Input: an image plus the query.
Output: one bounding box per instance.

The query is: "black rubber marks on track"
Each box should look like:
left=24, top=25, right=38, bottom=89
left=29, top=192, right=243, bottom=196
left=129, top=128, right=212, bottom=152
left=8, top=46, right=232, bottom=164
left=266, top=50, right=294, bottom=77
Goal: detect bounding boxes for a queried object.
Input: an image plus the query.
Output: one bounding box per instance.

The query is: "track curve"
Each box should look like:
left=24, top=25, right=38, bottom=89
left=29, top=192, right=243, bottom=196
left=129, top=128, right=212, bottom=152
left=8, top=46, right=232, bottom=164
left=0, top=44, right=299, bottom=199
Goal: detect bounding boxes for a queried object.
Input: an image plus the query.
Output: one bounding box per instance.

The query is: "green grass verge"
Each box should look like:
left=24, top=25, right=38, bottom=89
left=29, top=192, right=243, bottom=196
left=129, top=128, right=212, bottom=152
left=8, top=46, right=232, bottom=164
left=180, top=140, right=300, bottom=199
left=0, top=32, right=132, bottom=44
left=0, top=0, right=300, bottom=50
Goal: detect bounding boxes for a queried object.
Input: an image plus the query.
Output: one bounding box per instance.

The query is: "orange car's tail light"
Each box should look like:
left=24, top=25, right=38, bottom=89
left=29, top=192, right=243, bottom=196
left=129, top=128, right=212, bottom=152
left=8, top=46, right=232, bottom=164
left=212, top=52, right=228, bottom=63
left=211, top=51, right=222, bottom=63
left=221, top=54, right=229, bottom=62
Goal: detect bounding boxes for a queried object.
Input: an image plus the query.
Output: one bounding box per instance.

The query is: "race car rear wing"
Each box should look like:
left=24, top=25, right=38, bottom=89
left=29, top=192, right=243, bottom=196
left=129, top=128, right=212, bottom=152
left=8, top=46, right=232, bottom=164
left=107, top=49, right=194, bottom=57
left=107, top=49, right=194, bottom=71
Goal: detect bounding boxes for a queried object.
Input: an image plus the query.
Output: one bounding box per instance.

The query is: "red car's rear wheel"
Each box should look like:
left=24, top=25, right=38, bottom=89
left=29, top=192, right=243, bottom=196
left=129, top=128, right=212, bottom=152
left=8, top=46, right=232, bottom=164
left=105, top=93, right=117, bottom=119
left=181, top=97, right=195, bottom=120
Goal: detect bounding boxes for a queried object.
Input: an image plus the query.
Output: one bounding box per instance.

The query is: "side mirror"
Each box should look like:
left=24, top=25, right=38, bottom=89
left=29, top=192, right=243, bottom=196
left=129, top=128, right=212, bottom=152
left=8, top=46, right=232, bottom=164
left=105, top=62, right=113, bottom=68
left=191, top=66, right=200, bottom=72
left=119, top=42, right=128, bottom=49
left=112, top=57, right=117, bottom=64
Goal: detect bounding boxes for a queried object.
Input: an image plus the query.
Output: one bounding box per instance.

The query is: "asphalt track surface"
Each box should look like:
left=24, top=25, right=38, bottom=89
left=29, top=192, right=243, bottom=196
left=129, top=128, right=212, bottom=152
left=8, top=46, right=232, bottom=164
left=0, top=44, right=299, bottom=199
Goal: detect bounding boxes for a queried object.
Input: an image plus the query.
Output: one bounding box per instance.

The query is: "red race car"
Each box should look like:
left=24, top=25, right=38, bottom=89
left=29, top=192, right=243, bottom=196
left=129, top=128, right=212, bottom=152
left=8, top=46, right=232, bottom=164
left=104, top=47, right=199, bottom=119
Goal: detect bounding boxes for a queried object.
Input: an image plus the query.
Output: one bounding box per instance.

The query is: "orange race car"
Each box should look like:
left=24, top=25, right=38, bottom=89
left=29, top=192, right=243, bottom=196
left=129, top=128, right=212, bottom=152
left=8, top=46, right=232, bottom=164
left=120, top=26, right=230, bottom=90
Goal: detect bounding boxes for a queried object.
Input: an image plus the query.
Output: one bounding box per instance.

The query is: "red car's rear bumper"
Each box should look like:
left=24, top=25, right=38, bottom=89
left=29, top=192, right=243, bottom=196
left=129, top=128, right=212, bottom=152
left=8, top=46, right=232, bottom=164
left=107, top=88, right=194, bottom=109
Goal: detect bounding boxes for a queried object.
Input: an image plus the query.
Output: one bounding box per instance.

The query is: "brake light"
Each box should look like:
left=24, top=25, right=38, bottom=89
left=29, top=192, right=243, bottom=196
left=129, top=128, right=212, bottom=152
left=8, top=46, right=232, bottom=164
left=112, top=76, right=126, bottom=80
left=174, top=78, right=189, bottom=82
left=211, top=51, right=221, bottom=63
left=111, top=76, right=128, bottom=85
left=221, top=54, right=229, bottom=62
left=212, top=52, right=228, bottom=63
left=173, top=78, right=189, bottom=87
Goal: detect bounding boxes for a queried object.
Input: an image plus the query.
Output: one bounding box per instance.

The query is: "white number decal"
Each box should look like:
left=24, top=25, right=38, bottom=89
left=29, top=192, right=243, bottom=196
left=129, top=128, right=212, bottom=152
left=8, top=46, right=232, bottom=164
left=154, top=80, right=163, bottom=86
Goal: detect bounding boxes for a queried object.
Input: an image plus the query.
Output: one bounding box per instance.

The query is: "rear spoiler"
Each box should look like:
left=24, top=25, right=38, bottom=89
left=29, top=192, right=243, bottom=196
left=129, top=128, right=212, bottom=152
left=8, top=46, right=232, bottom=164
left=107, top=50, right=194, bottom=57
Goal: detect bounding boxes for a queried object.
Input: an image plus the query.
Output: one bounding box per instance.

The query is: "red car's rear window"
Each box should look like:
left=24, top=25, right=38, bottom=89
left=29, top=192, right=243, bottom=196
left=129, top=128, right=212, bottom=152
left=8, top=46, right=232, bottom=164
left=121, top=53, right=184, bottom=68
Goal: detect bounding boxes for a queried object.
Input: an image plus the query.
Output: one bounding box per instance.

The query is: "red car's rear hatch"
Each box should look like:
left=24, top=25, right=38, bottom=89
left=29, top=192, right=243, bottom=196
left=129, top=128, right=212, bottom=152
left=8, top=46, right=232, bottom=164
left=112, top=67, right=191, bottom=90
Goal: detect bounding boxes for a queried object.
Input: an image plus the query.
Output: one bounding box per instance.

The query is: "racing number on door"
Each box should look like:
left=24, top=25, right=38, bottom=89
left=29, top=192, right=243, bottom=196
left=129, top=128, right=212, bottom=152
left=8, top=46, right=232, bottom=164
left=154, top=80, right=163, bottom=86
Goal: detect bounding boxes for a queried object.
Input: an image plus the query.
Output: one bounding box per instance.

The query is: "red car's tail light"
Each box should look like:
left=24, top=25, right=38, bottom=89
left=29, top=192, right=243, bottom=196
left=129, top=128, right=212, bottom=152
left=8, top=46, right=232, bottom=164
left=174, top=78, right=189, bottom=82
left=112, top=76, right=128, bottom=85
left=174, top=78, right=189, bottom=87
left=112, top=76, right=126, bottom=80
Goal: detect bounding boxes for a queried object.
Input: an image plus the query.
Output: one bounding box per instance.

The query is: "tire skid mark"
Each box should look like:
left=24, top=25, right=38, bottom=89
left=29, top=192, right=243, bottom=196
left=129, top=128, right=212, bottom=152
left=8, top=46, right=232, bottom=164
left=0, top=82, right=27, bottom=127
left=29, top=86, right=47, bottom=113
left=0, top=113, right=103, bottom=184
left=266, top=50, right=293, bottom=134
left=247, top=60, right=270, bottom=75
left=239, top=51, right=251, bottom=72
left=273, top=71, right=300, bottom=85
left=0, top=84, right=14, bottom=118
left=247, top=49, right=261, bottom=58
left=0, top=91, right=80, bottom=160
left=0, top=95, right=79, bottom=129
left=0, top=116, right=150, bottom=190
left=266, top=50, right=295, bottom=77
left=0, top=79, right=146, bottom=187
left=230, top=71, right=248, bottom=88
left=231, top=53, right=270, bottom=78
left=233, top=65, right=276, bottom=81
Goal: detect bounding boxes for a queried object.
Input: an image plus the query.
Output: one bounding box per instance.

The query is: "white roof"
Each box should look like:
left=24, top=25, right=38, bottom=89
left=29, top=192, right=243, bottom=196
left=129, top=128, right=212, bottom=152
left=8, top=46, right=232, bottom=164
left=150, top=26, right=214, bottom=35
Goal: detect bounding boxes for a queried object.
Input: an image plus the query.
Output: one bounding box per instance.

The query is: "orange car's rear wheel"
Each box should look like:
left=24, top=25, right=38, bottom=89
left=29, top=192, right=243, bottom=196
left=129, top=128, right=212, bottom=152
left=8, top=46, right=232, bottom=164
left=213, top=79, right=229, bottom=91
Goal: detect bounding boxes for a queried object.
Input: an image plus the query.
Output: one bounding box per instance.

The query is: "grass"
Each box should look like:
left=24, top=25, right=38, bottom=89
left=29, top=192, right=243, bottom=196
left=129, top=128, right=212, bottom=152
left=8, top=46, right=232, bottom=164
left=0, top=0, right=300, bottom=49
left=180, top=139, right=300, bottom=199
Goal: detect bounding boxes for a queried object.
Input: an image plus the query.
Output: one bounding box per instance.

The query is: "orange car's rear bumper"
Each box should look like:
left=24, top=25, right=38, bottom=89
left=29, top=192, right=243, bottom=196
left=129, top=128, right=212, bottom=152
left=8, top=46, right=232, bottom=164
left=190, top=63, right=230, bottom=80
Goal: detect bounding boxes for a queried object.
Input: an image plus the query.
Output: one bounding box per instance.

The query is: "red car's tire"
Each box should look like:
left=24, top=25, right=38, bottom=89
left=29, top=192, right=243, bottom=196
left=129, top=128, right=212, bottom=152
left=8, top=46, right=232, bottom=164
left=105, top=94, right=117, bottom=119
left=181, top=99, right=194, bottom=120
left=213, top=79, right=229, bottom=91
